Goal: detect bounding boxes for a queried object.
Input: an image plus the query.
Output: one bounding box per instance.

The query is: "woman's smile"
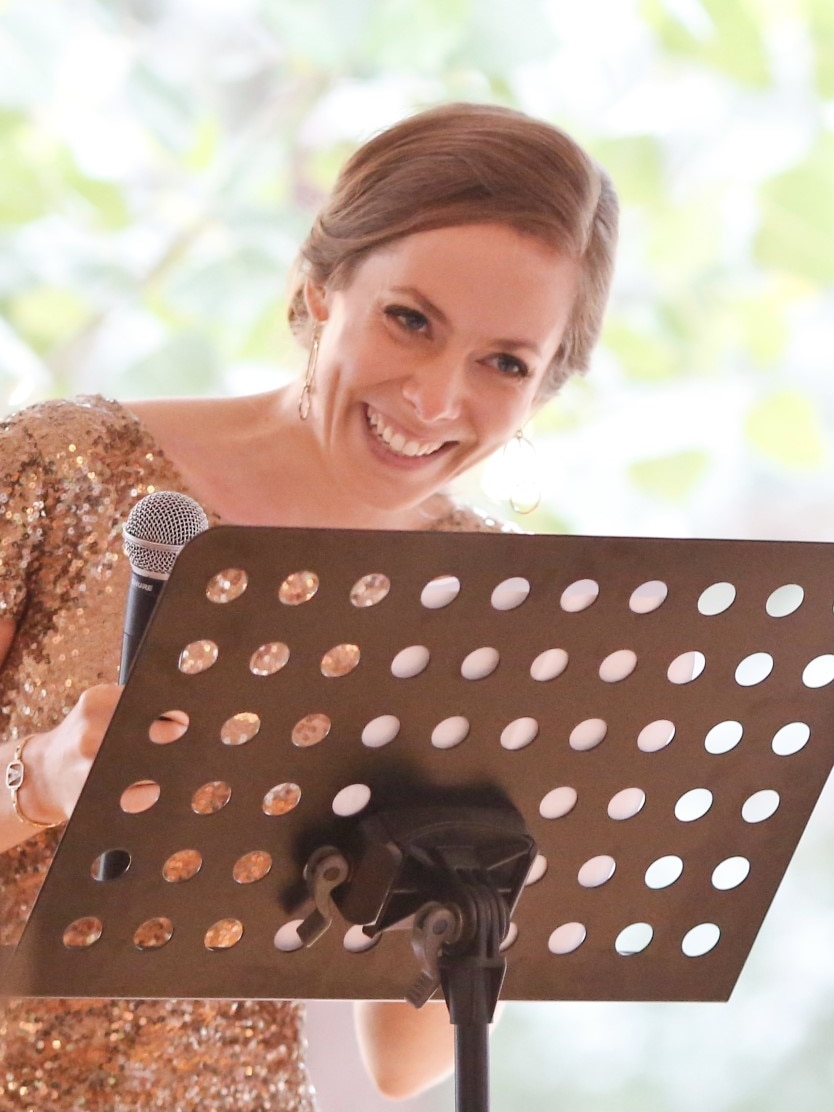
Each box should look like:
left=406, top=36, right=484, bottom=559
left=364, top=405, right=449, bottom=461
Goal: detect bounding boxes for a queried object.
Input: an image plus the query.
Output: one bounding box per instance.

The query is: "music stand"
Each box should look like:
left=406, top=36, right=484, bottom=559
left=3, top=527, right=833, bottom=1112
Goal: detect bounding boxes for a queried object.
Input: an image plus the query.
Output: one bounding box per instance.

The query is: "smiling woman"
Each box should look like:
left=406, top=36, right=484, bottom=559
left=0, top=102, right=618, bottom=1110
left=299, top=223, right=582, bottom=525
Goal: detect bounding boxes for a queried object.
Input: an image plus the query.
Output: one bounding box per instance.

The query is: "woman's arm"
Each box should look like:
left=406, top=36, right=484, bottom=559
left=354, top=999, right=455, bottom=1100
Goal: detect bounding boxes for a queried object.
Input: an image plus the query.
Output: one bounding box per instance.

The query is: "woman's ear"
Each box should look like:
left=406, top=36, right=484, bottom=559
left=304, top=277, right=329, bottom=325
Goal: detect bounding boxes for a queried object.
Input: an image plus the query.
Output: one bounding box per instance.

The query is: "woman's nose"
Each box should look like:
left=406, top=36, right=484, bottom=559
left=400, top=359, right=464, bottom=424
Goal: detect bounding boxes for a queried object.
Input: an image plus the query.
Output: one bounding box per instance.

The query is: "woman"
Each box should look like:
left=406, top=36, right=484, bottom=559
left=0, top=102, right=618, bottom=1109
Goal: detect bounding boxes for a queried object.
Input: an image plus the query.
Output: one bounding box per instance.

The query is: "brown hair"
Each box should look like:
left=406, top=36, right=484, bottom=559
left=288, top=102, right=618, bottom=397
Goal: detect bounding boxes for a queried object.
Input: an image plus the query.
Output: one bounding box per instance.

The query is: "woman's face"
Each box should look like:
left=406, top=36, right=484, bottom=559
left=305, top=222, right=580, bottom=513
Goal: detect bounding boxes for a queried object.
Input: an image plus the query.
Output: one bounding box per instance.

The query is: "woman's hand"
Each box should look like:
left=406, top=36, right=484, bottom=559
left=1, top=683, right=122, bottom=850
left=28, top=684, right=123, bottom=822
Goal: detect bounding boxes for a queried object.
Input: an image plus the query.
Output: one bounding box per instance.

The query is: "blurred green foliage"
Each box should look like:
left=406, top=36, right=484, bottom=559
left=1, top=0, right=829, bottom=542
left=0, top=0, right=830, bottom=542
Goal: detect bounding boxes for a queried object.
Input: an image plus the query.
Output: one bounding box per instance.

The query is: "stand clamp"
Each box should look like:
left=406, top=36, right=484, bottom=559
left=298, top=802, right=536, bottom=1112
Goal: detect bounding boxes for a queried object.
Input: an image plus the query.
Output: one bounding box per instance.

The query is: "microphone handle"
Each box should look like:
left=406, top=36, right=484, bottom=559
left=119, top=570, right=167, bottom=683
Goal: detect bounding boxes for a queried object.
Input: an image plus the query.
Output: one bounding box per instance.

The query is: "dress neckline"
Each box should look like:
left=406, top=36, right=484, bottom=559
left=107, top=396, right=228, bottom=527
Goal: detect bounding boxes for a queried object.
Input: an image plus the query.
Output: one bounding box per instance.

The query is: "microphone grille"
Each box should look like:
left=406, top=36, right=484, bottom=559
left=123, top=491, right=209, bottom=576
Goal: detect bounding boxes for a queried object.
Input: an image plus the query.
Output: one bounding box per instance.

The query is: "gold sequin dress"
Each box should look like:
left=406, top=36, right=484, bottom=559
left=0, top=395, right=510, bottom=1111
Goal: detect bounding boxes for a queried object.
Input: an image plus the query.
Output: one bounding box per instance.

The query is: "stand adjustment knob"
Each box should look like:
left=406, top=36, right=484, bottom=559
left=407, top=902, right=461, bottom=1008
left=297, top=846, right=350, bottom=945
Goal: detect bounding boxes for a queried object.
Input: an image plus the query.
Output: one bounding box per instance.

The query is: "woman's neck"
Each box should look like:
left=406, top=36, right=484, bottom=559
left=125, top=389, right=454, bottom=532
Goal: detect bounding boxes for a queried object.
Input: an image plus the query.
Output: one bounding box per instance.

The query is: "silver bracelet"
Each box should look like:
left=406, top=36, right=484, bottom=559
left=5, top=734, right=62, bottom=830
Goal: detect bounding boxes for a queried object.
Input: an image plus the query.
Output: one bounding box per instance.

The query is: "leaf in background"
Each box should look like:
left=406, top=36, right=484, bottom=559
left=65, top=169, right=131, bottom=230
left=367, top=0, right=469, bottom=71
left=603, top=315, right=680, bottom=382
left=185, top=116, right=220, bottom=173
left=755, top=132, right=834, bottom=285
left=305, top=141, right=357, bottom=197
left=807, top=0, right=834, bottom=98
left=698, top=0, right=772, bottom=86
left=629, top=449, right=710, bottom=501
left=0, top=119, right=52, bottom=224
left=735, top=284, right=791, bottom=369
left=237, top=301, right=294, bottom=365
left=647, top=192, right=725, bottom=277
left=114, top=330, right=221, bottom=399
left=591, top=135, right=665, bottom=207
left=745, top=389, right=828, bottom=469
left=532, top=380, right=596, bottom=435
left=0, top=116, right=130, bottom=231
left=8, top=287, right=91, bottom=354
left=639, top=0, right=771, bottom=86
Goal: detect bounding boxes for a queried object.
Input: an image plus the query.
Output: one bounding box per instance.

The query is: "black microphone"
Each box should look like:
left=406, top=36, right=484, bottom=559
left=119, top=491, right=209, bottom=682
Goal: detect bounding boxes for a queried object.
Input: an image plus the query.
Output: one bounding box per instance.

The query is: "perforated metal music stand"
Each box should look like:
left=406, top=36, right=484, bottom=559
left=3, top=527, right=833, bottom=1109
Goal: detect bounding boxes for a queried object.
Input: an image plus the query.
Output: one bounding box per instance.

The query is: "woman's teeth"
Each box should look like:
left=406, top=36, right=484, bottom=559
left=367, top=410, right=443, bottom=458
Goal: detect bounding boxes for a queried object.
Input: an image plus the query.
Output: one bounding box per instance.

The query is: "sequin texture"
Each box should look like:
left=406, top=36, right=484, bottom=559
left=0, top=398, right=315, bottom=1111
left=0, top=395, right=510, bottom=1110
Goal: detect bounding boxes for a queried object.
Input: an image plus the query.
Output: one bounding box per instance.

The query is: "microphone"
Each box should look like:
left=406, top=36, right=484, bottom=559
left=120, top=491, right=209, bottom=682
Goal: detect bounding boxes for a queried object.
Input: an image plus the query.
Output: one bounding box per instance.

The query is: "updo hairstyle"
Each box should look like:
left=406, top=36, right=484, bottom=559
left=288, top=102, right=618, bottom=397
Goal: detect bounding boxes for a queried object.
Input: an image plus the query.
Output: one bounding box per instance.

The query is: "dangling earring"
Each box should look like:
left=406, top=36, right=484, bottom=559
left=298, top=323, right=321, bottom=421
left=503, top=428, right=541, bottom=514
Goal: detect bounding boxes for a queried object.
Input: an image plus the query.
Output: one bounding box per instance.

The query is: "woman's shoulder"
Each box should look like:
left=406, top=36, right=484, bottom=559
left=1, top=394, right=143, bottom=458
left=0, top=395, right=175, bottom=516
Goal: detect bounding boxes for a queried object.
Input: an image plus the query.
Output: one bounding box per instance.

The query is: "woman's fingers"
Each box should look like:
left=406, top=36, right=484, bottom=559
left=20, top=684, right=124, bottom=824
left=18, top=688, right=190, bottom=827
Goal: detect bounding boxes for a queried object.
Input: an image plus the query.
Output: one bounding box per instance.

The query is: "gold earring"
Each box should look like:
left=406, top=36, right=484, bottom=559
left=298, top=324, right=321, bottom=421
left=503, top=428, right=541, bottom=515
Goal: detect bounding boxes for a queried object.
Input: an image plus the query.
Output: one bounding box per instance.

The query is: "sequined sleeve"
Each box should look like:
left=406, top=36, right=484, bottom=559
left=430, top=501, right=523, bottom=535
left=0, top=398, right=134, bottom=743
left=0, top=408, right=49, bottom=621
left=0, top=397, right=317, bottom=1112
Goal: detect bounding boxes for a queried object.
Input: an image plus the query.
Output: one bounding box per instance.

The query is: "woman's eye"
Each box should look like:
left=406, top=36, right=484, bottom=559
left=385, top=306, right=429, bottom=333
left=493, top=353, right=530, bottom=378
